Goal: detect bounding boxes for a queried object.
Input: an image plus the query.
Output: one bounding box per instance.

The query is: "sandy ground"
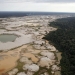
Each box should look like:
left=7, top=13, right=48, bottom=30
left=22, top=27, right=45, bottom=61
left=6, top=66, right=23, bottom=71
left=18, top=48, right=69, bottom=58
left=0, top=15, right=65, bottom=75
left=0, top=44, right=40, bottom=75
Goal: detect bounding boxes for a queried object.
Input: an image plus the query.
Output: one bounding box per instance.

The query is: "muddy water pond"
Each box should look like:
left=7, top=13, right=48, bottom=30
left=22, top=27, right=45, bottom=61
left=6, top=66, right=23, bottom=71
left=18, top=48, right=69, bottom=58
left=0, top=34, right=17, bottom=43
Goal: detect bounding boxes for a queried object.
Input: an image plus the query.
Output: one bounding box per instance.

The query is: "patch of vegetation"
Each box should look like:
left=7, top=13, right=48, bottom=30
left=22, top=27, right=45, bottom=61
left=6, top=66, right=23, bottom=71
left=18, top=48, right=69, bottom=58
left=34, top=67, right=52, bottom=75
left=15, top=60, right=25, bottom=73
left=43, top=17, right=75, bottom=75
left=35, top=29, right=38, bottom=31
left=0, top=50, right=3, bottom=52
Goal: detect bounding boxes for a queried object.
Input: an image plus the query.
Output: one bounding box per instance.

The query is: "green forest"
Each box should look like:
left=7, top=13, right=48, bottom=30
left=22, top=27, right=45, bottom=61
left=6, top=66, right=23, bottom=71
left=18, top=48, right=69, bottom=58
left=43, top=17, right=75, bottom=75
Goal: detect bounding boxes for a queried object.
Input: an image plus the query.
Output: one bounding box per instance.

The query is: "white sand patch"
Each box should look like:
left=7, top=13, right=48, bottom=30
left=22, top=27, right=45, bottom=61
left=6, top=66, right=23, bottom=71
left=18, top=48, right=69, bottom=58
left=27, top=71, right=34, bottom=75
left=23, top=64, right=30, bottom=71
left=38, top=57, right=55, bottom=68
left=23, top=64, right=39, bottom=72
left=8, top=68, right=18, bottom=75
left=5, top=21, right=27, bottom=30
left=17, top=72, right=27, bottom=75
left=20, top=57, right=33, bottom=64
left=40, top=51, right=55, bottom=60
left=51, top=65, right=60, bottom=71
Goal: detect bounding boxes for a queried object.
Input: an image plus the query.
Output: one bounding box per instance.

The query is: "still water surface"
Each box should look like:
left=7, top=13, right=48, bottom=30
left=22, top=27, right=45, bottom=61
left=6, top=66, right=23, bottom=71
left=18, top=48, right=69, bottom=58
left=0, top=34, right=17, bottom=42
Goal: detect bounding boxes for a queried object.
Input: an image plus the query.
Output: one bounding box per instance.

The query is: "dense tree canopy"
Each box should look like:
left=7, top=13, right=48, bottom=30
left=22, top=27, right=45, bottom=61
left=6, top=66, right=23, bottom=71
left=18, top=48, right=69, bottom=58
left=43, top=17, right=75, bottom=75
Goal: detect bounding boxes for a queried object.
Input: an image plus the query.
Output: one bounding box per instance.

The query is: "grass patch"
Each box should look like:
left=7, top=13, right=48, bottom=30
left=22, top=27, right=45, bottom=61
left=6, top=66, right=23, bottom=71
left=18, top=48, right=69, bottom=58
left=15, top=60, right=25, bottom=73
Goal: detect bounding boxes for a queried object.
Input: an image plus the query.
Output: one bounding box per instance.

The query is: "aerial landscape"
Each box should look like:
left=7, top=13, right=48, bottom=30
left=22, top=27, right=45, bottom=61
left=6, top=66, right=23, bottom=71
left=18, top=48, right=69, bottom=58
left=0, top=13, right=61, bottom=75
left=0, top=0, right=75, bottom=75
left=0, top=12, right=75, bottom=75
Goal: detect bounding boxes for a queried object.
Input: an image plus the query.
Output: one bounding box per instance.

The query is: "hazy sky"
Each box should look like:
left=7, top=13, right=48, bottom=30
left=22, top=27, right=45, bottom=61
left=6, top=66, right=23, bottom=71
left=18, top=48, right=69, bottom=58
left=0, top=0, right=75, bottom=12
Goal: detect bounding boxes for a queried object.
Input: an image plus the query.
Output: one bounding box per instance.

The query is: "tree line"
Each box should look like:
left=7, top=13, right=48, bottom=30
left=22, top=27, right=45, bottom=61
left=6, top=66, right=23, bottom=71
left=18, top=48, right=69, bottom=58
left=43, top=17, right=75, bottom=75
